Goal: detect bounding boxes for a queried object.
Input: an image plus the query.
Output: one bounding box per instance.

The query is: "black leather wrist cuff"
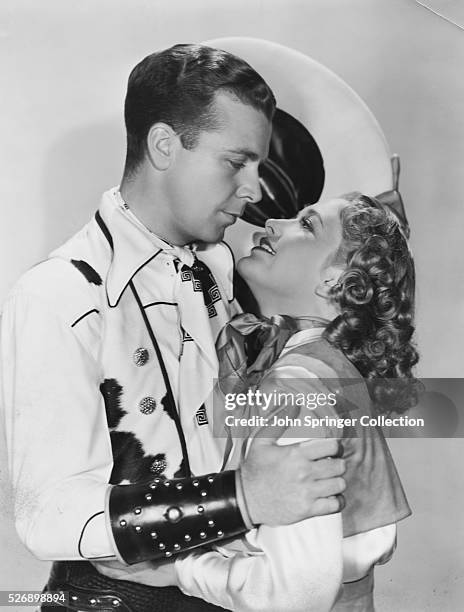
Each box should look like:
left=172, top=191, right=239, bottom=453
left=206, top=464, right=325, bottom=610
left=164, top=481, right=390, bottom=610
left=109, top=470, right=247, bottom=564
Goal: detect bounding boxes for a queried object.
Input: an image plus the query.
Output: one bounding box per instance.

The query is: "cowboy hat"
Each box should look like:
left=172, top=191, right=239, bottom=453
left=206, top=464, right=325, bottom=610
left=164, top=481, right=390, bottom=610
left=205, top=37, right=408, bottom=261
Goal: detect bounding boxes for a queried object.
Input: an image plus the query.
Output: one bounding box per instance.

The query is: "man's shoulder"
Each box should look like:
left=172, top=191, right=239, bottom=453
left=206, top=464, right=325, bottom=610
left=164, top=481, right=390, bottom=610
left=4, top=209, right=109, bottom=324
left=3, top=189, right=115, bottom=325
left=13, top=255, right=93, bottom=294
left=5, top=257, right=101, bottom=326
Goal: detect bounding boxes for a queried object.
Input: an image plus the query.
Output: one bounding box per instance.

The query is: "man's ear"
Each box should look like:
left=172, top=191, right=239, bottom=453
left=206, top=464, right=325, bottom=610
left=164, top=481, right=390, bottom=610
left=315, top=265, right=343, bottom=298
left=146, top=123, right=178, bottom=171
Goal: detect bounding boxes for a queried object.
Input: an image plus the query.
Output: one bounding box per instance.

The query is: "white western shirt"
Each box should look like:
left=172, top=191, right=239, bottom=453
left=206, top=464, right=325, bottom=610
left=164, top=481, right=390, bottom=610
left=1, top=187, right=238, bottom=562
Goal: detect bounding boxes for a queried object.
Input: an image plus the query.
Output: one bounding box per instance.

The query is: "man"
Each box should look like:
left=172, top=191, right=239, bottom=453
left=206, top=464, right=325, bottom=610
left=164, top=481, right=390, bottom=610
left=1, top=44, right=345, bottom=611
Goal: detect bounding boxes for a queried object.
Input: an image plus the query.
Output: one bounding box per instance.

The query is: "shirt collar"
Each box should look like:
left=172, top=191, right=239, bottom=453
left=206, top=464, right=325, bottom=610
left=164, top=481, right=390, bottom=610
left=280, top=325, right=326, bottom=356
left=98, top=187, right=196, bottom=307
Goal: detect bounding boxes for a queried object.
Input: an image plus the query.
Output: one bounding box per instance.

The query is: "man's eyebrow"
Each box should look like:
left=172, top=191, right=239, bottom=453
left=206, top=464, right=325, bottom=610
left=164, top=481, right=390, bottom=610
left=222, top=148, right=260, bottom=161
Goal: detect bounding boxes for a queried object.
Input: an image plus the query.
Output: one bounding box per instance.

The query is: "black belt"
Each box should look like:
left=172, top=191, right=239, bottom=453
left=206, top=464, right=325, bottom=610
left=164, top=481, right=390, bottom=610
left=41, top=560, right=228, bottom=612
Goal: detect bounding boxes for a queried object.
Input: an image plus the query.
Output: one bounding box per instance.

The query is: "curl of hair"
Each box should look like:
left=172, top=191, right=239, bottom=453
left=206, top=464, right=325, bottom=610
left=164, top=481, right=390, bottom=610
left=323, top=194, right=420, bottom=414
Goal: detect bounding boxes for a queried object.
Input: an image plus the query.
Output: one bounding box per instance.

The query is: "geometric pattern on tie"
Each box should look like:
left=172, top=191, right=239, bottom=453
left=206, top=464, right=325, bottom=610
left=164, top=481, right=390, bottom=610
left=180, top=258, right=222, bottom=318
left=181, top=327, right=194, bottom=342
left=195, top=404, right=209, bottom=426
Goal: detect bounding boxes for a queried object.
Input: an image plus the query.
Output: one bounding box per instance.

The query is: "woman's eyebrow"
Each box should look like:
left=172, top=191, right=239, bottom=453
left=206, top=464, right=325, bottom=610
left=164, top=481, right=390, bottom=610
left=297, top=209, right=324, bottom=226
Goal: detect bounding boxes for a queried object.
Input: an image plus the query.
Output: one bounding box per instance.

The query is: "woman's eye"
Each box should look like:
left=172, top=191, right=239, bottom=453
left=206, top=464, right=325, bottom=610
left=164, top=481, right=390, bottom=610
left=300, top=216, right=315, bottom=232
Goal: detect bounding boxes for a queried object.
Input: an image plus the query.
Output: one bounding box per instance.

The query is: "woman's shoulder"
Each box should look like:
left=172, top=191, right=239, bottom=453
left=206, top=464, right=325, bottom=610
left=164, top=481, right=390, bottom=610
left=275, top=336, right=363, bottom=382
left=259, top=336, right=372, bottom=424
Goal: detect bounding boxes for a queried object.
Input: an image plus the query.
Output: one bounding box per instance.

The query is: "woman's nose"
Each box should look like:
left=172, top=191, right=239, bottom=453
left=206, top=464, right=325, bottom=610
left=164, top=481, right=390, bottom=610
left=265, top=218, right=286, bottom=237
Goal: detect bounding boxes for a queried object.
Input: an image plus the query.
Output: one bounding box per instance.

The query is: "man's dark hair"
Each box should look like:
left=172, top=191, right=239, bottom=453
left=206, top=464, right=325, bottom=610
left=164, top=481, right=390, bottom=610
left=123, top=43, right=276, bottom=177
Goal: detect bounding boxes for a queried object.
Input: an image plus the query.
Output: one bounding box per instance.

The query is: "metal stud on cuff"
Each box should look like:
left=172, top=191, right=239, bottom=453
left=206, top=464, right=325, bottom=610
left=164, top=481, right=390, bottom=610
left=165, top=506, right=183, bottom=523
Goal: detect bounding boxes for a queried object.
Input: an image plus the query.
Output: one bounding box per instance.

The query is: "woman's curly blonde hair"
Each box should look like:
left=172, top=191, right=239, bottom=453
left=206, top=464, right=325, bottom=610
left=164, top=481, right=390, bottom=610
left=324, top=193, right=419, bottom=414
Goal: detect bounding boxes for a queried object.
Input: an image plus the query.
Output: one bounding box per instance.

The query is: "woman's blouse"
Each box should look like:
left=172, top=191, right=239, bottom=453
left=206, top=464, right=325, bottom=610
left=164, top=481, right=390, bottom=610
left=174, top=326, right=411, bottom=611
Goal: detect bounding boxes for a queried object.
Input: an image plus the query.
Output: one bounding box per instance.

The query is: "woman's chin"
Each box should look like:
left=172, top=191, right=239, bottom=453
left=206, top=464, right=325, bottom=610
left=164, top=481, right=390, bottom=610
left=236, top=254, right=252, bottom=279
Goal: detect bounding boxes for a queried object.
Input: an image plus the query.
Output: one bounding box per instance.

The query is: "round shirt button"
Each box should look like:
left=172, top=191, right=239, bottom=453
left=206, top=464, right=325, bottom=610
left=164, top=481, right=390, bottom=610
left=133, top=348, right=149, bottom=367
left=150, top=457, right=167, bottom=475
left=139, top=396, right=157, bottom=414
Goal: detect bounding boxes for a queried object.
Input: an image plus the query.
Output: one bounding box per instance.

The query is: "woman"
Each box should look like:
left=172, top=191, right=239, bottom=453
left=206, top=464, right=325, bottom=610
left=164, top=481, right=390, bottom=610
left=172, top=193, right=418, bottom=611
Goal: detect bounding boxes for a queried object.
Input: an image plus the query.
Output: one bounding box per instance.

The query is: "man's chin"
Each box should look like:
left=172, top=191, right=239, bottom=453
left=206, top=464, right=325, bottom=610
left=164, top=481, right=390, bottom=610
left=199, top=227, right=226, bottom=245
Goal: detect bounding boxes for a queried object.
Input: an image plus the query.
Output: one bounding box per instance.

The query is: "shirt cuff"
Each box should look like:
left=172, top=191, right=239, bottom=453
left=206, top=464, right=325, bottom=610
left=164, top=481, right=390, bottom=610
left=235, top=469, right=255, bottom=530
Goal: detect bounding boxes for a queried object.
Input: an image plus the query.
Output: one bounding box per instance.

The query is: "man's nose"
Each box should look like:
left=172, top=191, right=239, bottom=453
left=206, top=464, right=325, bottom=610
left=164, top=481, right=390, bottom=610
left=235, top=167, right=263, bottom=207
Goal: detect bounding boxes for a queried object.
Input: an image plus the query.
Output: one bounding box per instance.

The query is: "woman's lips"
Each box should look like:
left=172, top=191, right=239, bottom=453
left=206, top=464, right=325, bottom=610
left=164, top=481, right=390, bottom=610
left=254, top=236, right=276, bottom=255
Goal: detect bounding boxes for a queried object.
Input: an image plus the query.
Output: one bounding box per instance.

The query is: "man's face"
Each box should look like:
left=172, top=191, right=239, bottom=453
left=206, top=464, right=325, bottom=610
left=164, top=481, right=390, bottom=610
left=162, top=92, right=272, bottom=245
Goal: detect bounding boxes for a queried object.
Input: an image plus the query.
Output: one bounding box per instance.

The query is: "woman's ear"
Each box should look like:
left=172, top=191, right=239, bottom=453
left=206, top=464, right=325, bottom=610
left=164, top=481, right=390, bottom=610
left=146, top=123, right=177, bottom=171
left=315, top=265, right=343, bottom=298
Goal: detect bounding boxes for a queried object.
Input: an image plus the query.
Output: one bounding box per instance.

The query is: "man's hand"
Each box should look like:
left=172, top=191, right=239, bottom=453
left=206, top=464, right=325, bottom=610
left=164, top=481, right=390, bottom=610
left=240, top=438, right=346, bottom=526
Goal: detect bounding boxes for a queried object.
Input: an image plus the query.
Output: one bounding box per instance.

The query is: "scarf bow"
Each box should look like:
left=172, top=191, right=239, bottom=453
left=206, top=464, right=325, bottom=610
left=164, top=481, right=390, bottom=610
left=215, top=312, right=328, bottom=395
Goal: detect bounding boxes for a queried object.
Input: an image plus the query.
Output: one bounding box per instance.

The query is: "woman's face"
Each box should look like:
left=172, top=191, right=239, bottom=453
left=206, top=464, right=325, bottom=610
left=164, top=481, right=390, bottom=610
left=237, top=198, right=348, bottom=311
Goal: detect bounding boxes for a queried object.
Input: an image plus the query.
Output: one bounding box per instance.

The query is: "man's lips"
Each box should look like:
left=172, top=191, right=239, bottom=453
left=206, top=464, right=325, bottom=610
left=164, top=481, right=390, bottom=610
left=222, top=211, right=239, bottom=226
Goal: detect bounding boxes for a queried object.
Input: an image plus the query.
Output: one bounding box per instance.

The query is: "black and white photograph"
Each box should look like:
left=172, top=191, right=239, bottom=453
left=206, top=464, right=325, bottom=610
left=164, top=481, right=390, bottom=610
left=1, top=1, right=463, bottom=611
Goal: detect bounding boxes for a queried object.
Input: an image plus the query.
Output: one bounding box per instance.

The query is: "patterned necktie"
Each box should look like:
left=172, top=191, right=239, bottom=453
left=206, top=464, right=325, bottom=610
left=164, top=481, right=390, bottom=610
left=177, top=256, right=223, bottom=319
left=174, top=252, right=236, bottom=474
left=215, top=312, right=329, bottom=395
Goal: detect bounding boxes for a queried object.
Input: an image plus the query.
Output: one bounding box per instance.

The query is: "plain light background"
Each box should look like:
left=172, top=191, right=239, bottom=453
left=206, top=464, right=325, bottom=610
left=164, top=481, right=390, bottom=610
left=1, top=0, right=463, bottom=610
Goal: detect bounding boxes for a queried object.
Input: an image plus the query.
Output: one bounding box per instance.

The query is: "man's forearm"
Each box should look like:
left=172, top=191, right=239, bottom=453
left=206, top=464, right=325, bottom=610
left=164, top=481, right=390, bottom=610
left=108, top=470, right=248, bottom=564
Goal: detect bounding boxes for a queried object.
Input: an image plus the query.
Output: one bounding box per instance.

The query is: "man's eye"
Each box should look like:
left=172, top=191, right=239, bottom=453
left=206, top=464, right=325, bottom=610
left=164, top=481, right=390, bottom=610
left=229, top=160, right=245, bottom=170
